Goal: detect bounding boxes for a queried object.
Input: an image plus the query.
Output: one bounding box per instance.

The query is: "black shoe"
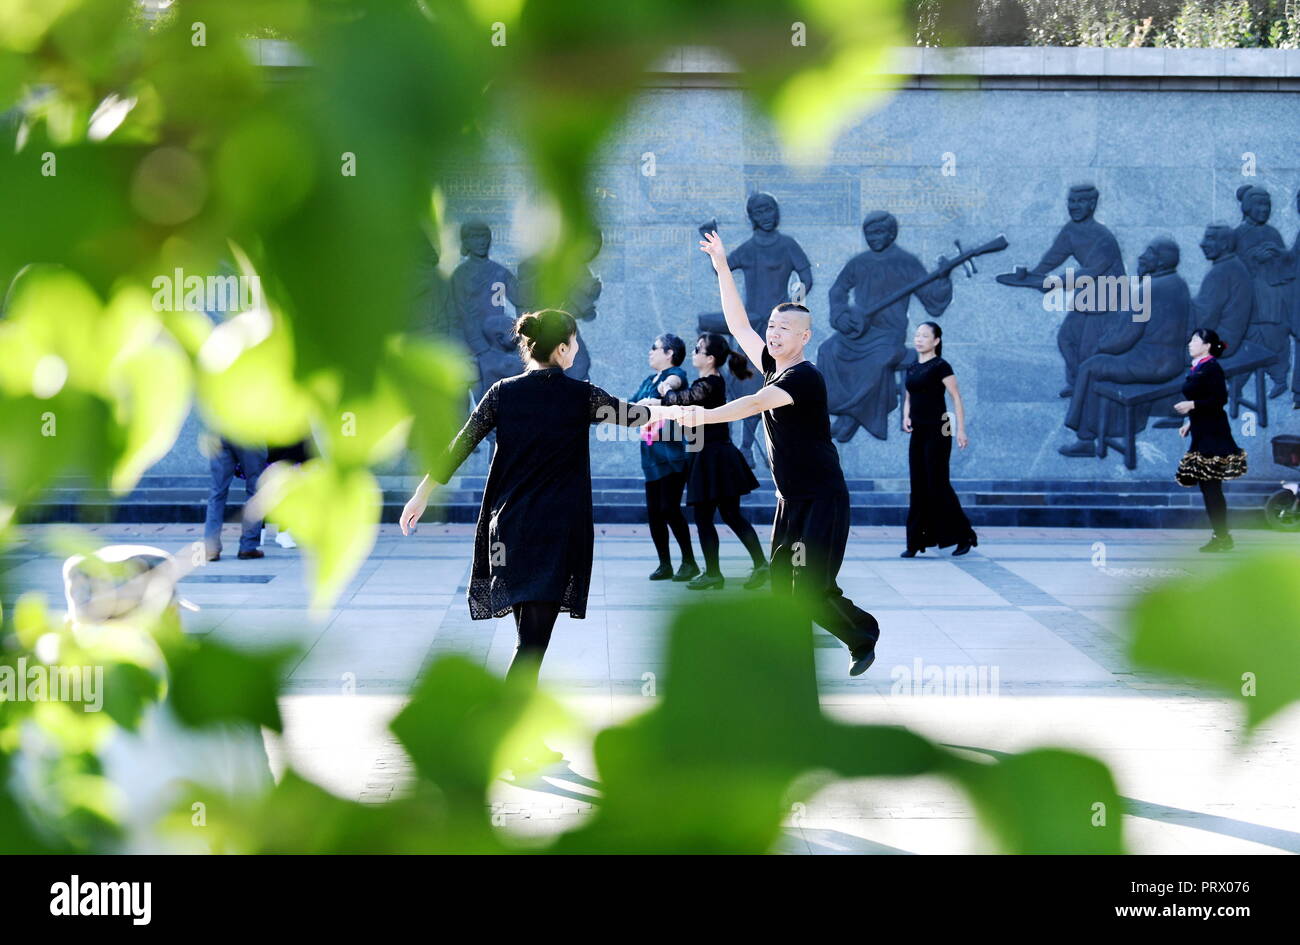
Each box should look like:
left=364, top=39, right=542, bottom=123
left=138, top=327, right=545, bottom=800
left=1268, top=381, right=1287, bottom=399
left=899, top=548, right=920, bottom=558
left=952, top=532, right=978, bottom=556
left=742, top=562, right=769, bottom=590
left=206, top=551, right=220, bottom=562
left=849, top=647, right=877, bottom=677
left=648, top=563, right=674, bottom=581
left=1199, top=534, right=1233, bottom=553
left=236, top=549, right=264, bottom=560
left=1058, top=438, right=1097, bottom=457
left=672, top=561, right=700, bottom=582
left=687, top=572, right=724, bottom=590
left=1293, top=400, right=1300, bottom=410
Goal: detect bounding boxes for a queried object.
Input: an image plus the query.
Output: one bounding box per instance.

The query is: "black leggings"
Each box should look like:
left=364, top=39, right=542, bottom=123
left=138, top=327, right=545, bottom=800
left=1199, top=480, right=1229, bottom=538
left=645, top=471, right=695, bottom=567
left=693, top=496, right=766, bottom=576
left=507, top=601, right=561, bottom=685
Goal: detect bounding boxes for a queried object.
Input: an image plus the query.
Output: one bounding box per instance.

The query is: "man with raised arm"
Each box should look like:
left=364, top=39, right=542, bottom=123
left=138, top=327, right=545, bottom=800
left=669, top=230, right=880, bottom=676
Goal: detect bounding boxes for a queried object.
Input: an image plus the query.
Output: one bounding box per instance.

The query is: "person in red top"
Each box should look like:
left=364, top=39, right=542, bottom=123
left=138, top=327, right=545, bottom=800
left=668, top=230, right=880, bottom=677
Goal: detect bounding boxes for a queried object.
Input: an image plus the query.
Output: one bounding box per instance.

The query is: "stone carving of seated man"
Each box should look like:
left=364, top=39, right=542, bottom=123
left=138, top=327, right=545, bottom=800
left=1059, top=237, right=1190, bottom=456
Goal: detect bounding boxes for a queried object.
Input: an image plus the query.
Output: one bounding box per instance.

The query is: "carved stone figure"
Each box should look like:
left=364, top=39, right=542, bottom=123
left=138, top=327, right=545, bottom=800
left=449, top=221, right=521, bottom=390
left=998, top=184, right=1126, bottom=397
left=818, top=211, right=952, bottom=442
left=1234, top=185, right=1295, bottom=398
left=410, top=236, right=452, bottom=339
left=1058, top=237, right=1188, bottom=455
left=517, top=231, right=603, bottom=381
left=477, top=313, right=523, bottom=392
left=1191, top=224, right=1254, bottom=355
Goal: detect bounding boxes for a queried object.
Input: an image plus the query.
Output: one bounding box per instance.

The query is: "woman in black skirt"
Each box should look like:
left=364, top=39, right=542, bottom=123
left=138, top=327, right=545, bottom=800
left=655, top=333, right=768, bottom=590
left=901, top=321, right=977, bottom=557
left=400, top=309, right=671, bottom=685
left=630, top=333, right=699, bottom=582
left=1174, top=327, right=1247, bottom=552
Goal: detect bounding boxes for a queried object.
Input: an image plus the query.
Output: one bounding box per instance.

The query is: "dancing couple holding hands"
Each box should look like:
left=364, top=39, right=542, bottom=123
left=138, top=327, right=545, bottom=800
left=400, top=230, right=880, bottom=691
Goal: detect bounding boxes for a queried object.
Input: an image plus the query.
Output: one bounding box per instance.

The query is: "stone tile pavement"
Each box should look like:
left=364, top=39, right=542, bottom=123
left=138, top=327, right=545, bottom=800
left=3, top=523, right=1298, bottom=854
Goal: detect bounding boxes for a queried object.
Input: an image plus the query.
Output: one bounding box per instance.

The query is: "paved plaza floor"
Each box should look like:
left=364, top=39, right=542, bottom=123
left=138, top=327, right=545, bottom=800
left=4, top=522, right=1298, bottom=854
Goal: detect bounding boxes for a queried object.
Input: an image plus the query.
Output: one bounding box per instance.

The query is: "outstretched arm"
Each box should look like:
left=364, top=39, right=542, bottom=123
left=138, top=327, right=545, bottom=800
left=671, top=384, right=792, bottom=425
left=700, top=230, right=765, bottom=370
left=401, top=384, right=499, bottom=534
left=590, top=385, right=675, bottom=427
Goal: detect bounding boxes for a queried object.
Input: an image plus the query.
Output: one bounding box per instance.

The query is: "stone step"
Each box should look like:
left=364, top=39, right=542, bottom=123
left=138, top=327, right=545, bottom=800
left=22, top=475, right=1285, bottom=528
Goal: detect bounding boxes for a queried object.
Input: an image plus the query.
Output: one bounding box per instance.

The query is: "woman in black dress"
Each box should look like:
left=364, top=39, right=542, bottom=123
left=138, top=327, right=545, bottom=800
left=1174, top=327, right=1247, bottom=552
left=629, top=333, right=699, bottom=582
left=655, top=333, right=768, bottom=590
left=901, top=321, right=977, bottom=557
left=400, top=309, right=671, bottom=684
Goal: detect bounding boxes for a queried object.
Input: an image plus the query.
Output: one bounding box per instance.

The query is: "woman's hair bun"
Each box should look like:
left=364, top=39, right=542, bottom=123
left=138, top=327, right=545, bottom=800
left=513, top=309, right=578, bottom=365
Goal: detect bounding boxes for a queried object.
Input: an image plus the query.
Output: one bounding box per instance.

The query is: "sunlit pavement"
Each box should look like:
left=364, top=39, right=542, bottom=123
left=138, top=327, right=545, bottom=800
left=5, top=523, right=1299, bottom=854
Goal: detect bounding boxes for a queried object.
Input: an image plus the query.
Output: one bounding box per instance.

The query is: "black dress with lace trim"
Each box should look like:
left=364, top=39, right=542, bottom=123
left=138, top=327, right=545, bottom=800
left=430, top=366, right=651, bottom=619
left=1175, top=357, right=1248, bottom=486
left=661, top=374, right=760, bottom=505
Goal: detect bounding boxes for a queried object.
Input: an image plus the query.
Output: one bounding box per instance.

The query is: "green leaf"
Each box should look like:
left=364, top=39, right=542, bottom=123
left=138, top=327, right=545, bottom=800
left=947, top=748, right=1126, bottom=854
left=1130, top=551, right=1300, bottom=729
left=194, top=308, right=315, bottom=446
left=0, top=751, right=65, bottom=853
left=250, top=459, right=381, bottom=611
left=381, top=336, right=474, bottom=476
left=165, top=637, right=297, bottom=733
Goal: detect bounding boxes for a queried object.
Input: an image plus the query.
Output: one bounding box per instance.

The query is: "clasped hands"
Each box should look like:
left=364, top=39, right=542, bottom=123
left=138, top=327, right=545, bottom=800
left=655, top=404, right=703, bottom=426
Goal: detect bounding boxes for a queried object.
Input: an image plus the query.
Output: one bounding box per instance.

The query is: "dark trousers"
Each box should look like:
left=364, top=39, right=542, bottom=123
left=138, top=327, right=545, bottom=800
left=906, top=422, right=974, bottom=551
left=507, top=601, right=562, bottom=685
left=645, top=471, right=694, bottom=567
left=1199, top=481, right=1230, bottom=538
left=204, top=440, right=267, bottom=555
left=770, top=490, right=879, bottom=658
left=693, top=496, right=766, bottom=576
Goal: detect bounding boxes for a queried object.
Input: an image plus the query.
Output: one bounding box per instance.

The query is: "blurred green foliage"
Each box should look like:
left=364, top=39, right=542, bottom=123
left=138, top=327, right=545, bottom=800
left=1131, top=551, right=1300, bottom=730
left=0, top=0, right=1292, bottom=857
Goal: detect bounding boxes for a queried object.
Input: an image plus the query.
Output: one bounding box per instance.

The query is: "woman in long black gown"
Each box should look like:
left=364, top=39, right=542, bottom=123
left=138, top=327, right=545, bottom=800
left=400, top=309, right=671, bottom=686
left=656, top=333, right=768, bottom=590
left=901, top=321, right=977, bottom=557
left=1174, top=327, right=1247, bottom=552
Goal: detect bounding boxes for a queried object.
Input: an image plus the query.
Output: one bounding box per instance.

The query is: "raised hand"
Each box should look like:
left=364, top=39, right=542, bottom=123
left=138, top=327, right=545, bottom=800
left=699, top=229, right=727, bottom=269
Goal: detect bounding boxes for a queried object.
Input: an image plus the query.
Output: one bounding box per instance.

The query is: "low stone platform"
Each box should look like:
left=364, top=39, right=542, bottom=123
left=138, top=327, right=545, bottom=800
left=24, top=474, right=1285, bottom=530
